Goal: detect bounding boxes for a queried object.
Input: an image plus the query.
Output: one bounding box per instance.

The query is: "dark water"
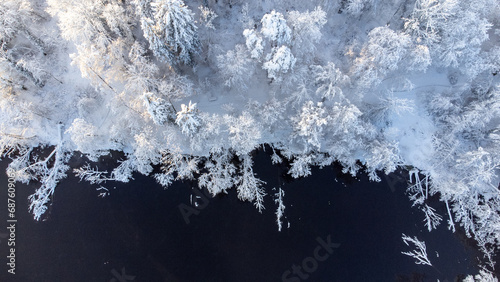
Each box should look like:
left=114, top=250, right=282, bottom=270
left=0, top=149, right=494, bottom=282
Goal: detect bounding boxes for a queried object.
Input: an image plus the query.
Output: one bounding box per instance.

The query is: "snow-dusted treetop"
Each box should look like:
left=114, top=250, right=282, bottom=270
left=260, top=10, right=291, bottom=46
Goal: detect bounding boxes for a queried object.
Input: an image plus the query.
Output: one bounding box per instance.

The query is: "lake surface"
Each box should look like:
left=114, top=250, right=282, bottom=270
left=0, top=149, right=494, bottom=281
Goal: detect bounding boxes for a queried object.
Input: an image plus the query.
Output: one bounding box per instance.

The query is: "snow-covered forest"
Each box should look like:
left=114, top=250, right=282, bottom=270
left=1, top=0, right=500, bottom=273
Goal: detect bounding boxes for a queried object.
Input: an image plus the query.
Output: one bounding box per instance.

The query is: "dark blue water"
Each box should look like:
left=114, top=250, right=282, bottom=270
left=0, top=149, right=493, bottom=281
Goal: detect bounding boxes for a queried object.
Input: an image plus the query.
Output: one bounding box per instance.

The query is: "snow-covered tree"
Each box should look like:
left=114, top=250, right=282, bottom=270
left=102, top=2, right=134, bottom=40
left=48, top=0, right=111, bottom=49
left=8, top=124, right=71, bottom=221
left=0, top=1, right=50, bottom=88
left=132, top=0, right=153, bottom=18
left=199, top=148, right=237, bottom=196
left=408, top=44, right=432, bottom=72
left=364, top=140, right=401, bottom=181
left=155, top=147, right=199, bottom=187
left=158, top=72, right=194, bottom=101
left=144, top=0, right=200, bottom=65
left=369, top=91, right=415, bottom=126
left=225, top=111, right=261, bottom=156
left=198, top=5, right=217, bottom=30
left=421, top=204, right=443, bottom=231
left=464, top=268, right=498, bottom=282
left=260, top=10, right=291, bottom=46
left=0, top=1, right=25, bottom=44
left=251, top=98, right=287, bottom=132
left=404, top=0, right=492, bottom=77
left=263, top=45, right=296, bottom=81
left=403, top=0, right=458, bottom=46
left=287, top=7, right=327, bottom=58
left=74, top=163, right=111, bottom=185
left=312, top=62, right=349, bottom=101
left=0, top=96, right=36, bottom=156
left=435, top=8, right=491, bottom=74
left=0, top=1, right=49, bottom=56
left=344, top=0, right=374, bottom=17
left=293, top=101, right=328, bottom=151
left=243, top=29, right=265, bottom=60
left=355, top=26, right=411, bottom=87
left=324, top=102, right=369, bottom=171
left=110, top=158, right=137, bottom=183
left=288, top=153, right=313, bottom=178
left=132, top=130, right=162, bottom=175
left=125, top=42, right=160, bottom=93
left=175, top=101, right=201, bottom=136
left=143, top=92, right=176, bottom=125
left=1, top=53, right=47, bottom=88
left=217, top=45, right=252, bottom=90
left=26, top=145, right=71, bottom=221
left=66, top=118, right=109, bottom=161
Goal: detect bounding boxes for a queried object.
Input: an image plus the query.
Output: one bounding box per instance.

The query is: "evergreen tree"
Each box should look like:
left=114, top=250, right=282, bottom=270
left=143, top=0, right=200, bottom=65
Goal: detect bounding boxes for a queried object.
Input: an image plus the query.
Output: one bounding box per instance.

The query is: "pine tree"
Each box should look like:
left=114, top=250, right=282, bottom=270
left=143, top=92, right=176, bottom=125
left=144, top=0, right=200, bottom=65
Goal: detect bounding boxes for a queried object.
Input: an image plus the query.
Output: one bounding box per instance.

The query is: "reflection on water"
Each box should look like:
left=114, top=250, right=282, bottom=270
left=0, top=149, right=493, bottom=281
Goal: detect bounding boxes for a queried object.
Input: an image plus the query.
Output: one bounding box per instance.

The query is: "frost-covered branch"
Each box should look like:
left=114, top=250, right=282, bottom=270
left=236, top=154, right=266, bottom=213
left=73, top=164, right=110, bottom=185
left=26, top=144, right=71, bottom=220
left=199, top=148, right=237, bottom=196
left=401, top=234, right=432, bottom=266
left=421, top=204, right=442, bottom=232
left=275, top=188, right=285, bottom=231
left=463, top=268, right=498, bottom=282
